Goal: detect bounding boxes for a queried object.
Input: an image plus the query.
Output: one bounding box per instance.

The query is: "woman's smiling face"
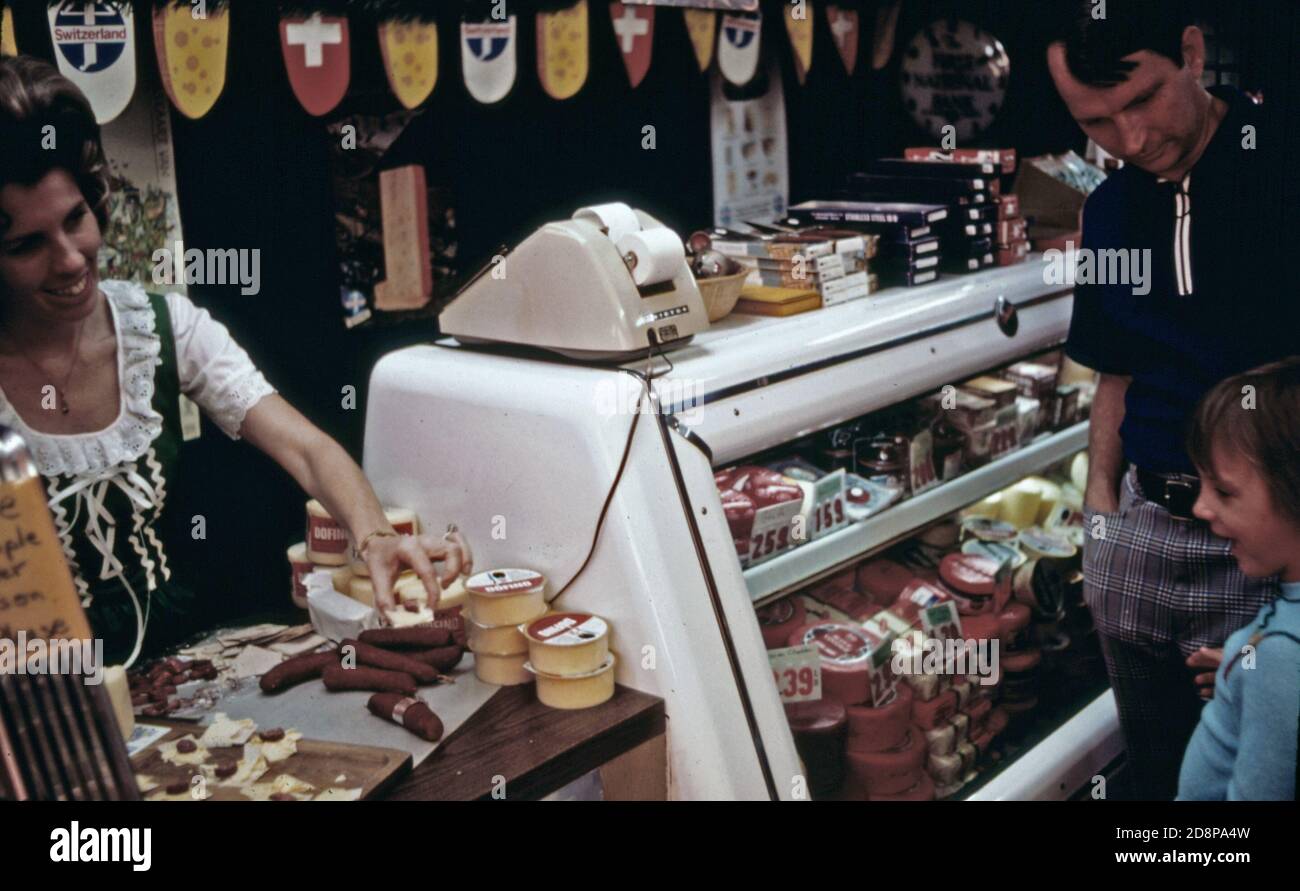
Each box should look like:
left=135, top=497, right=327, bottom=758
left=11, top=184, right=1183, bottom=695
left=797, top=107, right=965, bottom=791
left=0, top=168, right=102, bottom=325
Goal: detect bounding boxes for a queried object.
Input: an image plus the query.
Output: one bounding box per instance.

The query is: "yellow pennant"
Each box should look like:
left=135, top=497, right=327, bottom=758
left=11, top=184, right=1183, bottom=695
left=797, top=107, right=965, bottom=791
left=683, top=8, right=716, bottom=72
left=379, top=20, right=439, bottom=109
left=784, top=2, right=815, bottom=85
left=152, top=4, right=230, bottom=119
left=2, top=5, right=17, bottom=57
left=537, top=0, right=588, bottom=100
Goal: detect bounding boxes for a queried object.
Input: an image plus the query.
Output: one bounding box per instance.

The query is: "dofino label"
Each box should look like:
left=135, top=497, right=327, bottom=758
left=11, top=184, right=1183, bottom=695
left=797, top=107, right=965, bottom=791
left=467, top=568, right=544, bottom=597
left=525, top=613, right=607, bottom=647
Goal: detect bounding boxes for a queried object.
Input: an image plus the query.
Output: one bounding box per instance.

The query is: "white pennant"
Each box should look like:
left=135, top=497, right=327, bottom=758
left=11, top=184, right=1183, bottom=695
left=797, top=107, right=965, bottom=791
left=461, top=15, right=517, bottom=105
left=47, top=1, right=136, bottom=124
left=717, top=12, right=761, bottom=87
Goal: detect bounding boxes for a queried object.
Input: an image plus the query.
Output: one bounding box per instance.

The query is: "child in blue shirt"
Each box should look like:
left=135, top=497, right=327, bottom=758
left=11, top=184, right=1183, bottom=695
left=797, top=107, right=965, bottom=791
left=1177, top=358, right=1300, bottom=800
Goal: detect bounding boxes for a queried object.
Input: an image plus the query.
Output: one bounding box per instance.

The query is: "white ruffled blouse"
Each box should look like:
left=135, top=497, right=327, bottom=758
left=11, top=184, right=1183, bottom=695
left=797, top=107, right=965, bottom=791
left=0, top=279, right=276, bottom=478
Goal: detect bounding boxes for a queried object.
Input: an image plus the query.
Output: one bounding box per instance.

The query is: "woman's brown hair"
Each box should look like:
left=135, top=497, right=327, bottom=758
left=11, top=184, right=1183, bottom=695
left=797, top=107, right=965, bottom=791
left=1188, top=356, right=1300, bottom=527
left=0, top=55, right=110, bottom=236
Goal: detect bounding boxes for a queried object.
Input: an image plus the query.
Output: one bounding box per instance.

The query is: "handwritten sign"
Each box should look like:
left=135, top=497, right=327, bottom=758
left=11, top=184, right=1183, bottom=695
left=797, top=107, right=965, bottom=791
left=767, top=644, right=822, bottom=703
left=747, top=497, right=803, bottom=566
left=809, top=470, right=848, bottom=541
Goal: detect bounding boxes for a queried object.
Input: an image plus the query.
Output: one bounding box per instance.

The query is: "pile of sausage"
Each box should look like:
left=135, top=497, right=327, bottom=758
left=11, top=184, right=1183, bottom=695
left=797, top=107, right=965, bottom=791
left=128, top=656, right=220, bottom=717
left=260, top=618, right=468, bottom=743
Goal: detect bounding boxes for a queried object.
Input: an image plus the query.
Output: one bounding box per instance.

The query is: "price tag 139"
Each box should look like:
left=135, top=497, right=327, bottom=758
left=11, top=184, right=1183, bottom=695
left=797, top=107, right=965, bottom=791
left=747, top=498, right=803, bottom=566
left=768, top=644, right=822, bottom=703
left=867, top=632, right=900, bottom=707
left=808, top=469, right=848, bottom=541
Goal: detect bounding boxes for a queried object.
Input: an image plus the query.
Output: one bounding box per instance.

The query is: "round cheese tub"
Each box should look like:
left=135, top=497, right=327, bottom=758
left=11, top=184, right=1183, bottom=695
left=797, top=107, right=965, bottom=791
left=287, top=542, right=313, bottom=610
left=522, top=613, right=610, bottom=676
left=466, top=569, right=548, bottom=627
left=474, top=651, right=533, bottom=686
left=526, top=654, right=616, bottom=710
left=467, top=618, right=529, bottom=656
left=959, top=516, right=1018, bottom=543
left=1018, top=526, right=1078, bottom=562
left=305, top=499, right=349, bottom=565
left=349, top=571, right=420, bottom=607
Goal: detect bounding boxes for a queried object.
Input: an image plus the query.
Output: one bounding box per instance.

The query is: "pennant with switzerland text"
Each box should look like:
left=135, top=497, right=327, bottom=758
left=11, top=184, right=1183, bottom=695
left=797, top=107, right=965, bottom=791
left=47, top=1, right=136, bottom=124
left=718, top=11, right=761, bottom=87
left=461, top=15, right=516, bottom=104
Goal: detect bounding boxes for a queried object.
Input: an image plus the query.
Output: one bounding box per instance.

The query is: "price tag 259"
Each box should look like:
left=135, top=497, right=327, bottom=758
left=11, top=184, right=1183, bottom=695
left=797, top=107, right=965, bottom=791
left=767, top=644, right=822, bottom=703
left=748, top=498, right=803, bottom=566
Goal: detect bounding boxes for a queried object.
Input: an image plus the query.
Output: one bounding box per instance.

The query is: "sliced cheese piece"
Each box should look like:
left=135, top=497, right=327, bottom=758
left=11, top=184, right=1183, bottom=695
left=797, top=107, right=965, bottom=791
left=199, top=712, right=257, bottom=748
left=243, top=773, right=316, bottom=801
left=522, top=612, right=610, bottom=676
left=474, top=651, right=532, bottom=686
left=135, top=774, right=160, bottom=793
left=257, top=729, right=303, bottom=764
left=204, top=750, right=270, bottom=787
left=439, top=575, right=469, bottom=610
left=526, top=654, right=616, bottom=710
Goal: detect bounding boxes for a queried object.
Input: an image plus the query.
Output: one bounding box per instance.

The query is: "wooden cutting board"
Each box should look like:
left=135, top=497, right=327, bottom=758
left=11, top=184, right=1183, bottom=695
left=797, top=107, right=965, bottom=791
left=130, top=723, right=411, bottom=801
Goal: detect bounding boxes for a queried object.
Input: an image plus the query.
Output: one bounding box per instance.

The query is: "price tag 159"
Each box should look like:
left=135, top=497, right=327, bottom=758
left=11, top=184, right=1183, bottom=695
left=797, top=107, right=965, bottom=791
left=808, top=469, right=848, bottom=541
left=747, top=498, right=803, bottom=566
left=768, top=644, right=822, bottom=703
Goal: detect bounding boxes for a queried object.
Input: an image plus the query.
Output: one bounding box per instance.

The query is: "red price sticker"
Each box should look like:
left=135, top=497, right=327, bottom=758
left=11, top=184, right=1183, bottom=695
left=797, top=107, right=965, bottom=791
left=809, top=469, right=849, bottom=541
left=767, top=644, right=822, bottom=703
left=747, top=498, right=804, bottom=567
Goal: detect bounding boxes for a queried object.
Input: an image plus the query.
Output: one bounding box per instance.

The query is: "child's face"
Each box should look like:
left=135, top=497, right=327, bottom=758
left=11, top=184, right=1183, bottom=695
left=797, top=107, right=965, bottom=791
left=1193, top=444, right=1300, bottom=581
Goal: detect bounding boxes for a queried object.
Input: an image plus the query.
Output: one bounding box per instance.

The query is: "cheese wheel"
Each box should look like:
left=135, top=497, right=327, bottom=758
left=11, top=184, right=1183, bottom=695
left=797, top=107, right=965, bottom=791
left=466, top=569, right=548, bottom=627
left=349, top=576, right=376, bottom=607
left=940, top=553, right=998, bottom=597
left=306, top=499, right=350, bottom=565
left=104, top=665, right=134, bottom=742
left=1000, top=486, right=1042, bottom=529
left=927, top=751, right=962, bottom=785
left=1019, top=526, right=1078, bottom=561
left=912, top=689, right=957, bottom=730
left=845, top=727, right=926, bottom=796
left=786, top=622, right=883, bottom=706
left=287, top=542, right=313, bottom=610
left=869, top=771, right=935, bottom=802
left=523, top=613, right=610, bottom=676
left=349, top=572, right=419, bottom=607
left=924, top=721, right=956, bottom=756
left=961, top=493, right=1003, bottom=521
left=527, top=654, right=615, bottom=710
left=855, top=559, right=913, bottom=607
left=467, top=619, right=529, bottom=656
left=330, top=564, right=354, bottom=595
left=756, top=597, right=807, bottom=649
left=474, top=651, right=533, bottom=686
left=845, top=684, right=913, bottom=753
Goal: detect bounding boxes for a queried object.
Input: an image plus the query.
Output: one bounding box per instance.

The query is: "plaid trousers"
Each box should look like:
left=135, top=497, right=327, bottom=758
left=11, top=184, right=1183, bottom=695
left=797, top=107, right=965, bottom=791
left=1082, top=467, right=1280, bottom=800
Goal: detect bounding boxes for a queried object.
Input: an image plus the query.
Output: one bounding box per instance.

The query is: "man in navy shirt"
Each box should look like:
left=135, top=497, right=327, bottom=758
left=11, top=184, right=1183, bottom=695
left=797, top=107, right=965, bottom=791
left=1047, top=2, right=1285, bottom=799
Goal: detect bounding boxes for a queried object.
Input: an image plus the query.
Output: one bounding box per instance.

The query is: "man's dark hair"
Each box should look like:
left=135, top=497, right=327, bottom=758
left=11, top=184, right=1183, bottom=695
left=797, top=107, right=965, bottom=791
left=1055, top=1, right=1200, bottom=87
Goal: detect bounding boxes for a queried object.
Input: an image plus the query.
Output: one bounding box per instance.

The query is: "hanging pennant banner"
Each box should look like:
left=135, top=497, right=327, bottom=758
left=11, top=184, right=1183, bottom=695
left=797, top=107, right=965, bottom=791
left=46, top=1, right=136, bottom=124
left=683, top=8, right=716, bottom=72
left=783, top=2, right=814, bottom=85
left=152, top=3, right=229, bottom=120
left=610, top=2, right=654, bottom=89
left=461, top=15, right=517, bottom=104
left=280, top=12, right=350, bottom=116
left=537, top=0, right=588, bottom=100
left=717, top=11, right=761, bottom=87
left=379, top=19, right=438, bottom=109
left=826, top=5, right=858, bottom=75
left=2, top=4, right=18, bottom=56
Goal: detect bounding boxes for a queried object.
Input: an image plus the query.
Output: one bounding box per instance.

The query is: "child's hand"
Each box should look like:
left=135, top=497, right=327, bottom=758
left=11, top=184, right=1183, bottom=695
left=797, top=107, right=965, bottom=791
left=1186, top=647, right=1223, bottom=700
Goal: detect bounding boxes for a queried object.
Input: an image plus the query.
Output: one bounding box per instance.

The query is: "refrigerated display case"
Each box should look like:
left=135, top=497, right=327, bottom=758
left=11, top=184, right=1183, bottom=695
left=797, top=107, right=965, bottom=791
left=360, top=261, right=1123, bottom=800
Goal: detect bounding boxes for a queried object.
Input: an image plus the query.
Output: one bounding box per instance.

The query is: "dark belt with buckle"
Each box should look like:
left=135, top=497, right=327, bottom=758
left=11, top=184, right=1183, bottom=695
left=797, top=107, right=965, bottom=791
left=1135, top=468, right=1201, bottom=520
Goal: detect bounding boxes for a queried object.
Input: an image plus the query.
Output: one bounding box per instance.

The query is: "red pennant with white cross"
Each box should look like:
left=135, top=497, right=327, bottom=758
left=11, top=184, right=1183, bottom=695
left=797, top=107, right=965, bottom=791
left=609, top=2, right=653, bottom=89
left=279, top=12, right=350, bottom=116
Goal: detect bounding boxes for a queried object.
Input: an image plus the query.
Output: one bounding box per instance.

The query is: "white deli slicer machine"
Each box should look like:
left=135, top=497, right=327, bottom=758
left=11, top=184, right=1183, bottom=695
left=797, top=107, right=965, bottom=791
left=438, top=203, right=709, bottom=361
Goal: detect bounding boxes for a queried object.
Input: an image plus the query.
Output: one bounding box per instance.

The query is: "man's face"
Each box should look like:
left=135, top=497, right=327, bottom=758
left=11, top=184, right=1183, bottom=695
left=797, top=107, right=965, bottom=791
left=1048, top=30, right=1208, bottom=180
left=1193, top=444, right=1300, bottom=581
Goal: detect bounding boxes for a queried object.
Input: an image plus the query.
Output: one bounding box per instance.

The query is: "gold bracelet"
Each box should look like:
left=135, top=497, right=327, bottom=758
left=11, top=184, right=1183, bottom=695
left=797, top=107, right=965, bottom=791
left=355, top=529, right=399, bottom=561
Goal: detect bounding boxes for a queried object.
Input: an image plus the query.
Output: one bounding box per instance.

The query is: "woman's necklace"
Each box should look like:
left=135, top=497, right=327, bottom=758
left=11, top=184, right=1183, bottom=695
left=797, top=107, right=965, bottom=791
left=2, top=316, right=88, bottom=415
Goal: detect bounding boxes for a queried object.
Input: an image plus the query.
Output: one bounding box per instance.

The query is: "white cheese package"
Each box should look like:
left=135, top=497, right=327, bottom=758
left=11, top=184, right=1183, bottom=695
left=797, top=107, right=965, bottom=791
left=306, top=571, right=381, bottom=643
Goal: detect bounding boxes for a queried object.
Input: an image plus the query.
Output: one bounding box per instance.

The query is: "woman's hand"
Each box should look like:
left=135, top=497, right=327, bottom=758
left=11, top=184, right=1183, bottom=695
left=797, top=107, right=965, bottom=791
left=362, top=526, right=474, bottom=615
left=1186, top=647, right=1223, bottom=700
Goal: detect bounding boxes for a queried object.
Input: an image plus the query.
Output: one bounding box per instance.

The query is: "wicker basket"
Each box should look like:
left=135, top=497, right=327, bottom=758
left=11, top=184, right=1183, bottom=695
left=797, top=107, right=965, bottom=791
left=695, top=268, right=749, bottom=322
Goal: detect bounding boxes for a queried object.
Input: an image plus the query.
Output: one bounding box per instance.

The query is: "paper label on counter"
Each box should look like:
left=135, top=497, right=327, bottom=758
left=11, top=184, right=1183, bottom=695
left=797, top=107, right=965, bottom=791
left=747, top=498, right=802, bottom=565
left=809, top=470, right=848, bottom=541
left=868, top=632, right=900, bottom=707
left=768, top=644, right=822, bottom=703
left=909, top=429, right=940, bottom=496
left=820, top=270, right=871, bottom=307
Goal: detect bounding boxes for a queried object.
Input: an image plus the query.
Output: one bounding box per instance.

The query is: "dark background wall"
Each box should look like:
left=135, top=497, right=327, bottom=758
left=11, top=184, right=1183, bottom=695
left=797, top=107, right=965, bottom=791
left=8, top=0, right=1296, bottom=623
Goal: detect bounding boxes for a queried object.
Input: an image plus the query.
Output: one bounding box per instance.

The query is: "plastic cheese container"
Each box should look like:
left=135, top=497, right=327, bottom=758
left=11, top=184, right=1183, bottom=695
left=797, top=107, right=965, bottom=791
left=475, top=651, right=533, bottom=686
left=522, top=613, right=610, bottom=676
left=287, top=542, right=313, bottom=610
left=305, top=499, right=349, bottom=565
left=466, top=569, right=548, bottom=627
left=786, top=621, right=883, bottom=706
left=526, top=654, right=616, bottom=709
left=467, top=618, right=529, bottom=656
